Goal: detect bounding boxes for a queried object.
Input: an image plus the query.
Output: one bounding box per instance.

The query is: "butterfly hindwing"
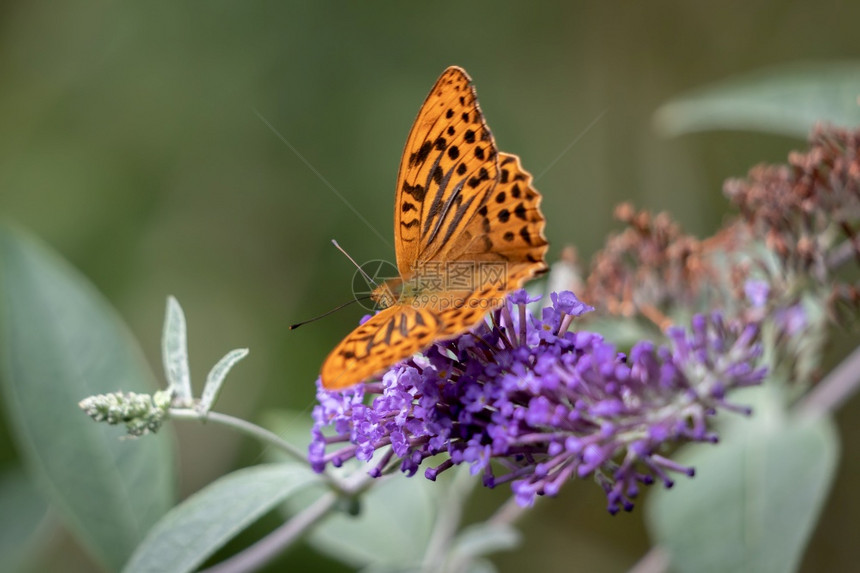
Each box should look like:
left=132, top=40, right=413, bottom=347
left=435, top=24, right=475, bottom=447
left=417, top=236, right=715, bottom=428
left=430, top=284, right=508, bottom=339
left=441, top=152, right=548, bottom=287
left=394, top=66, right=501, bottom=278
left=320, top=67, right=549, bottom=390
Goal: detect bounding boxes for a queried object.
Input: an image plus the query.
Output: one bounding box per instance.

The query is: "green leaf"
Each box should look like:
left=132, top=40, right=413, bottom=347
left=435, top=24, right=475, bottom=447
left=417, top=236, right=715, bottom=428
left=0, top=224, right=176, bottom=570
left=0, top=467, right=50, bottom=572
left=161, top=296, right=191, bottom=403
left=289, top=475, right=438, bottom=570
left=199, top=347, right=248, bottom=415
left=449, top=524, right=521, bottom=561
left=123, top=463, right=320, bottom=573
left=654, top=61, right=860, bottom=138
left=645, top=387, right=840, bottom=573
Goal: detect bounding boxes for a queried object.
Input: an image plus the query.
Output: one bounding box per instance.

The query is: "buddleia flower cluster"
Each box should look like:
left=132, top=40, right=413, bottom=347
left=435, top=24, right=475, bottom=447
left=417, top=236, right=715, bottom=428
left=310, top=125, right=860, bottom=513
left=309, top=290, right=766, bottom=513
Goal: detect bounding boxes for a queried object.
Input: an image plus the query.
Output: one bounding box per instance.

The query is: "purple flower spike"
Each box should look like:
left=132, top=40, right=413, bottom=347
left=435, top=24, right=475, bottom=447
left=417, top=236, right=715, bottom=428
left=551, top=290, right=595, bottom=317
left=509, top=289, right=542, bottom=305
left=309, top=291, right=765, bottom=513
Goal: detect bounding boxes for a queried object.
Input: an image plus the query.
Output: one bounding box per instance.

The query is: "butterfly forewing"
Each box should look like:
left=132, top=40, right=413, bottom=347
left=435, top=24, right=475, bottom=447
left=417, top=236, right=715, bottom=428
left=394, top=66, right=501, bottom=277
left=321, top=306, right=441, bottom=389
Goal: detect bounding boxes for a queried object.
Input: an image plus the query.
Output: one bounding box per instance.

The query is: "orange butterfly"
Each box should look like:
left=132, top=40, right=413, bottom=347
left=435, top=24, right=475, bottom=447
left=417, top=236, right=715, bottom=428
left=320, top=66, right=548, bottom=389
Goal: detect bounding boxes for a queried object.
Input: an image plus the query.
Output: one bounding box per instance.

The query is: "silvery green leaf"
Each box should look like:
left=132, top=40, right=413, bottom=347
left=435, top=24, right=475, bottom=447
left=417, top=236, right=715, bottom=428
left=123, top=464, right=320, bottom=573
left=646, top=385, right=839, bottom=573
left=0, top=467, right=50, bottom=572
left=161, top=296, right=191, bottom=403
left=654, top=61, right=860, bottom=139
left=199, top=348, right=249, bottom=415
left=449, top=523, right=521, bottom=561
left=282, top=473, right=437, bottom=570
left=0, top=225, right=176, bottom=570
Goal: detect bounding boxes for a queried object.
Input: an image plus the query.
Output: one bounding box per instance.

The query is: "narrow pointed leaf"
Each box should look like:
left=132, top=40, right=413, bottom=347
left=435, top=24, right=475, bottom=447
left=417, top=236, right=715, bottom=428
left=162, top=296, right=191, bottom=402
left=199, top=348, right=248, bottom=415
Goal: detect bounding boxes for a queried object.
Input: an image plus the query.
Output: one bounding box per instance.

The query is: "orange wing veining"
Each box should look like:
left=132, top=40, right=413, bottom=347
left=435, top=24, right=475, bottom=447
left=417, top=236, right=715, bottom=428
left=439, top=152, right=548, bottom=288
left=394, top=66, right=501, bottom=278
left=320, top=306, right=441, bottom=389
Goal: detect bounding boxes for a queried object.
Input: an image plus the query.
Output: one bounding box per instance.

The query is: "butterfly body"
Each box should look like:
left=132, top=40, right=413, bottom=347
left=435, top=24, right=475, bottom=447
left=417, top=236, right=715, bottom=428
left=320, top=66, right=548, bottom=389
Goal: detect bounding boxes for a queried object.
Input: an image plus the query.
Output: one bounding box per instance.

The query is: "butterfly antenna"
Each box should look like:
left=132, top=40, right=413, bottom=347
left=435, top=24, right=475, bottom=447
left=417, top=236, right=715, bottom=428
left=289, top=295, right=373, bottom=330
left=331, top=239, right=378, bottom=287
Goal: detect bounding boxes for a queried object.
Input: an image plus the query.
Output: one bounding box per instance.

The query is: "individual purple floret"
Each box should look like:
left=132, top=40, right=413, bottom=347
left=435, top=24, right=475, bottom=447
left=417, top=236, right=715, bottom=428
left=309, top=290, right=766, bottom=514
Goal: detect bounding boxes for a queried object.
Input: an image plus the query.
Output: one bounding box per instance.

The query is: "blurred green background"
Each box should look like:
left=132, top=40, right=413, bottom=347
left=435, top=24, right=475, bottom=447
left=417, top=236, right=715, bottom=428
left=2, top=1, right=860, bottom=571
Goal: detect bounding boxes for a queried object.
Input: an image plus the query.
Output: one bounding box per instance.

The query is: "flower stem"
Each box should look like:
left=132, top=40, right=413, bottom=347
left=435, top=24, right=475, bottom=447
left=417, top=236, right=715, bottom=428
left=487, top=495, right=529, bottom=527
left=421, top=467, right=477, bottom=572
left=628, top=547, right=670, bottom=573
left=201, top=491, right=339, bottom=573
left=796, top=344, right=860, bottom=419
left=169, top=409, right=308, bottom=463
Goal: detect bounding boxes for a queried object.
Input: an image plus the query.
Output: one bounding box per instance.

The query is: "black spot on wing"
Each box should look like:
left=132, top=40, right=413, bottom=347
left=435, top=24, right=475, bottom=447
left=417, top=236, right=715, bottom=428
left=410, top=141, right=433, bottom=167
left=432, top=165, right=443, bottom=185
left=514, top=203, right=528, bottom=220
left=519, top=226, right=533, bottom=244
left=402, top=181, right=426, bottom=202
left=467, top=167, right=490, bottom=189
left=401, top=181, right=427, bottom=203
left=414, top=311, right=426, bottom=327
left=382, top=317, right=396, bottom=346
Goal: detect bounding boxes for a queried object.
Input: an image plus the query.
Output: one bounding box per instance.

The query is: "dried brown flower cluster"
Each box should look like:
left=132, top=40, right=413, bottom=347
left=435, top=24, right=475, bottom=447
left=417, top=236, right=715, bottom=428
left=724, top=126, right=860, bottom=279
left=584, top=126, right=860, bottom=326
